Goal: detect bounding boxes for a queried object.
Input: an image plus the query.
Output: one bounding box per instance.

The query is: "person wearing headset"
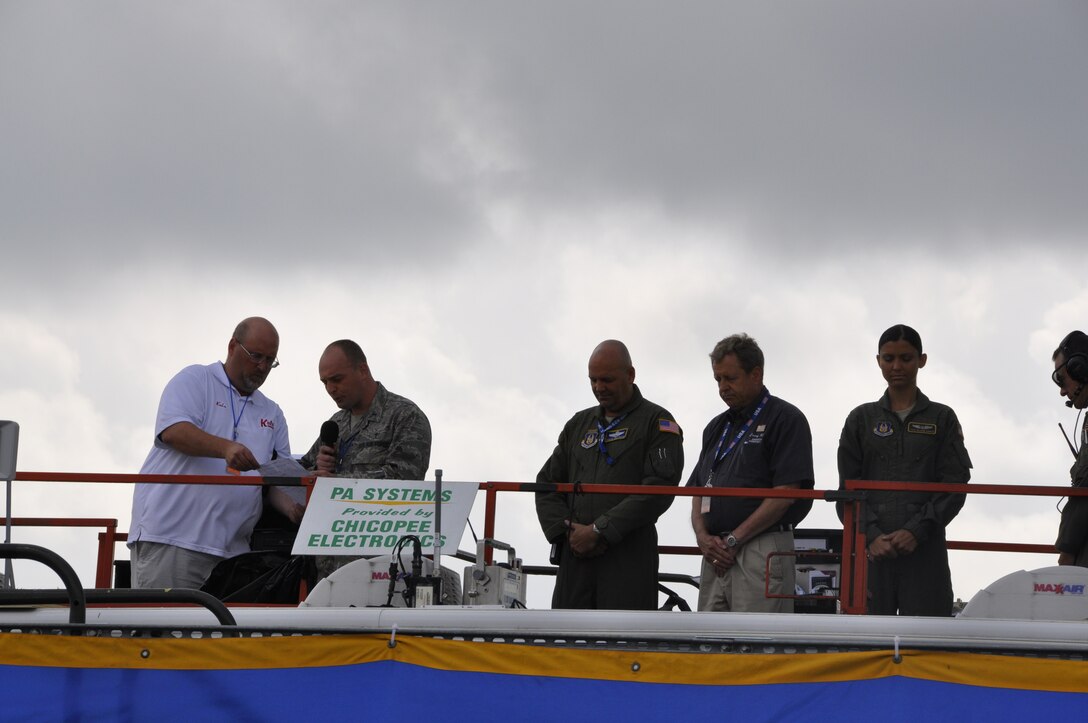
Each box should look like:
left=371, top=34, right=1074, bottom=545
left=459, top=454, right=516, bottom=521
left=1052, top=331, right=1088, bottom=567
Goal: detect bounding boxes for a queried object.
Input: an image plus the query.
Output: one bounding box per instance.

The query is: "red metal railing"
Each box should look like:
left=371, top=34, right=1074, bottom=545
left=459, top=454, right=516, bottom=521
left=10, top=471, right=314, bottom=589
left=837, top=480, right=1083, bottom=613
left=9, top=471, right=1084, bottom=614
left=436, top=479, right=1086, bottom=613
left=5, top=518, right=120, bottom=588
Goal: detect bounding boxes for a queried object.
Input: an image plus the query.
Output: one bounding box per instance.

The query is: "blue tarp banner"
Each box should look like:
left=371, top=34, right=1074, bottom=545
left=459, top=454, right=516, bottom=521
left=2, top=633, right=1085, bottom=722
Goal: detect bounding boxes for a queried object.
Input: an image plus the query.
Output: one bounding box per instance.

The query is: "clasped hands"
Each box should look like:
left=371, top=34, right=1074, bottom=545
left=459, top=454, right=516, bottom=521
left=866, top=529, right=918, bottom=561
left=697, top=532, right=735, bottom=577
left=565, top=520, right=609, bottom=558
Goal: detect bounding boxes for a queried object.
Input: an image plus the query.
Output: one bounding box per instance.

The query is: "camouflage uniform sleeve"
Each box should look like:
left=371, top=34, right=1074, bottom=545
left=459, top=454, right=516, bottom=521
left=299, top=436, right=321, bottom=471
left=594, top=412, right=684, bottom=545
left=355, top=406, right=432, bottom=481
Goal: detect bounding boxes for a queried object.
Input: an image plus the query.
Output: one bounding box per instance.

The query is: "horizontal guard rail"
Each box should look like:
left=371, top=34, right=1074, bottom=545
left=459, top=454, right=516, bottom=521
left=845, top=479, right=1088, bottom=497
left=6, top=517, right=119, bottom=528
left=484, top=481, right=831, bottom=498
left=0, top=588, right=238, bottom=629
left=9, top=472, right=1082, bottom=614
left=0, top=543, right=86, bottom=625
left=15, top=471, right=1086, bottom=496
left=15, top=471, right=316, bottom=486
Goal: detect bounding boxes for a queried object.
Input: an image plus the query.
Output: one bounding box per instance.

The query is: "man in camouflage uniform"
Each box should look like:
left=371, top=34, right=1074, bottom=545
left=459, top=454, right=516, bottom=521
left=300, top=339, right=432, bottom=579
left=536, top=340, right=684, bottom=610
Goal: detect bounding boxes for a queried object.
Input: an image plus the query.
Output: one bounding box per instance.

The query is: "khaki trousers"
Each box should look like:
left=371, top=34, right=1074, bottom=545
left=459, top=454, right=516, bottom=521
left=697, top=529, right=795, bottom=613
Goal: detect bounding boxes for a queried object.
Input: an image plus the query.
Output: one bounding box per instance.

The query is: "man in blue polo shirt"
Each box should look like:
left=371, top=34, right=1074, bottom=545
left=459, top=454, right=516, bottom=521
left=688, top=333, right=814, bottom=612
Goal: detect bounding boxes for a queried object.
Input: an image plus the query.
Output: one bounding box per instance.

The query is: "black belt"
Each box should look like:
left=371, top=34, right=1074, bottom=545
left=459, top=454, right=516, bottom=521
left=719, top=523, right=793, bottom=537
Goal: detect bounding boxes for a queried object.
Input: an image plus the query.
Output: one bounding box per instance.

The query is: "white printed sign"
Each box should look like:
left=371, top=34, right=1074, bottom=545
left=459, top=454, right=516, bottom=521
left=291, top=478, right=478, bottom=556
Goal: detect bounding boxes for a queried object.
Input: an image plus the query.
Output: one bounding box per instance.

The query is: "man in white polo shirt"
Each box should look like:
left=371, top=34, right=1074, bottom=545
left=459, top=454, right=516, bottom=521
left=128, top=317, right=296, bottom=589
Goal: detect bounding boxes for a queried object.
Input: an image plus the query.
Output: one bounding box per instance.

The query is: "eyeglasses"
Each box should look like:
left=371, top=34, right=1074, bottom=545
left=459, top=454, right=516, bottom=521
left=235, top=339, right=280, bottom=369
left=1052, top=361, right=1068, bottom=386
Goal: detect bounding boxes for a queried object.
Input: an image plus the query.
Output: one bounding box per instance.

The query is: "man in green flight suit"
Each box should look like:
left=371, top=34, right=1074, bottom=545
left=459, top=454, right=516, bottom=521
left=535, top=340, right=684, bottom=610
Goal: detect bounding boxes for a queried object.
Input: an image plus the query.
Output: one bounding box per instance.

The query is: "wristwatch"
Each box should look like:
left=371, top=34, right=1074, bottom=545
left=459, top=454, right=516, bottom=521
left=724, top=533, right=739, bottom=549
left=592, top=523, right=601, bottom=535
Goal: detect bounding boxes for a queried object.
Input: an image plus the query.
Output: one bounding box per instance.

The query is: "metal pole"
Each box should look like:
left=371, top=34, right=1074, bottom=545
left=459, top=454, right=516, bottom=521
left=3, top=479, right=12, bottom=589
left=483, top=484, right=497, bottom=565
left=433, top=468, right=443, bottom=599
left=0, top=421, right=17, bottom=590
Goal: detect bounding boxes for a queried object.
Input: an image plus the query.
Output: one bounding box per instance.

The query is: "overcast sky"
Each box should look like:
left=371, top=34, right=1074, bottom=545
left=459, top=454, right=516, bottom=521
left=3, top=1, right=1087, bottom=608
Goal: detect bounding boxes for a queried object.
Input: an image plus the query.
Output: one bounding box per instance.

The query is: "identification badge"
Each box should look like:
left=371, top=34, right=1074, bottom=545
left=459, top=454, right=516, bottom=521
left=907, top=421, right=937, bottom=435
left=701, top=478, right=712, bottom=514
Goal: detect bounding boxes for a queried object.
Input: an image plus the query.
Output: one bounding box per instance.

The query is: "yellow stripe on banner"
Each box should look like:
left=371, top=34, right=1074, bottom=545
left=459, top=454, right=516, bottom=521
left=399, top=639, right=1088, bottom=693
left=0, top=633, right=395, bottom=671
left=1, top=633, right=1085, bottom=693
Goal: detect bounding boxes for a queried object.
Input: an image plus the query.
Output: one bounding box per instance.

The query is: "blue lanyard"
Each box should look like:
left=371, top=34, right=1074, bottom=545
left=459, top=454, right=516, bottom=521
left=596, top=414, right=627, bottom=466
left=337, top=431, right=359, bottom=470
left=707, top=393, right=769, bottom=482
left=227, top=379, right=250, bottom=442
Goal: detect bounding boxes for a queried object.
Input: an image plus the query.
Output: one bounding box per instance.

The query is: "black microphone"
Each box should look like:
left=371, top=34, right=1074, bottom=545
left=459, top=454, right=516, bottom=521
left=320, top=420, right=339, bottom=447
left=1066, top=384, right=1084, bottom=408
left=320, top=420, right=339, bottom=471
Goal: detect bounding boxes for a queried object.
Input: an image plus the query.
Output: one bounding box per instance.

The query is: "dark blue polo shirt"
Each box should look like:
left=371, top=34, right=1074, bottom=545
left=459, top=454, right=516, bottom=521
left=685, top=388, right=814, bottom=534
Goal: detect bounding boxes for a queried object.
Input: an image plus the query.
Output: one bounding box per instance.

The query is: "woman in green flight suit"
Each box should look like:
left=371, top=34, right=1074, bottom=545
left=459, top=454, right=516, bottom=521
left=837, top=324, right=972, bottom=616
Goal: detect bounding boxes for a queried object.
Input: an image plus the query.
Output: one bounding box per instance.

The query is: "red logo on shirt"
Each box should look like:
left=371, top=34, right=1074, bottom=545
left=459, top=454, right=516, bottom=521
left=260, top=418, right=275, bottom=429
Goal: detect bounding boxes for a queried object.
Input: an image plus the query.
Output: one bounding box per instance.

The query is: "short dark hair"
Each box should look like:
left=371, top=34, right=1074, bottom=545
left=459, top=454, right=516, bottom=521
left=878, top=324, right=923, bottom=355
left=327, top=339, right=367, bottom=366
left=709, top=333, right=763, bottom=372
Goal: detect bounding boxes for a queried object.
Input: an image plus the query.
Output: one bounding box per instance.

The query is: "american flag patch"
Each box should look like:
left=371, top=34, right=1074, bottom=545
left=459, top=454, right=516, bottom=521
left=658, top=419, right=682, bottom=435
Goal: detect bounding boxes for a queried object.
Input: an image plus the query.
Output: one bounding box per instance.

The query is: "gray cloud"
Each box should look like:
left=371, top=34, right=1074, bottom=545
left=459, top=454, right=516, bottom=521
left=5, top=1, right=1087, bottom=289
left=1, top=3, right=482, bottom=272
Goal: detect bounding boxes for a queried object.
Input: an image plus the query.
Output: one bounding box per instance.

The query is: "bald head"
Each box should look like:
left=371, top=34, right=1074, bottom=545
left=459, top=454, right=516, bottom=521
left=225, top=317, right=280, bottom=395
left=591, top=340, right=632, bottom=367
left=232, top=317, right=274, bottom=343
left=588, top=340, right=635, bottom=414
